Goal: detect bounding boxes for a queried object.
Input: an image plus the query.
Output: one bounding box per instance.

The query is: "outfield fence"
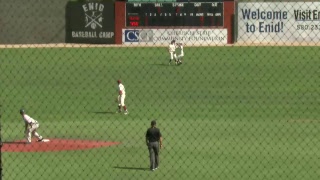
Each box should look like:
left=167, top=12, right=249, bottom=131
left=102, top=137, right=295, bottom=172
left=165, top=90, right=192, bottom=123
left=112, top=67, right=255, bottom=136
left=0, top=1, right=319, bottom=180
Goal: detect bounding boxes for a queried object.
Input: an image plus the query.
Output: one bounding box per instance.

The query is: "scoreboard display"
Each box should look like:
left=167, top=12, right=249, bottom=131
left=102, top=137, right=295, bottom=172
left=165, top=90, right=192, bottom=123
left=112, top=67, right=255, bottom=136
left=126, top=2, right=224, bottom=27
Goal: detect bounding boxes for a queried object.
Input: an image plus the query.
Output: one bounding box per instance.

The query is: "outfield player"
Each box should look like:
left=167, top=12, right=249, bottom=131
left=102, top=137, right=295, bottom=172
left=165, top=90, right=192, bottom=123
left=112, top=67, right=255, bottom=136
left=20, top=109, right=44, bottom=144
left=176, top=43, right=184, bottom=65
left=168, top=40, right=177, bottom=65
left=117, top=79, right=128, bottom=115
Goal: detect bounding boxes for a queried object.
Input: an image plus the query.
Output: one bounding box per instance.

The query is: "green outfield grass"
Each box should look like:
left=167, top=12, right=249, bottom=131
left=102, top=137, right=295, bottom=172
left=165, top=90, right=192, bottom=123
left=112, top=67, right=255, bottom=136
left=0, top=46, right=319, bottom=180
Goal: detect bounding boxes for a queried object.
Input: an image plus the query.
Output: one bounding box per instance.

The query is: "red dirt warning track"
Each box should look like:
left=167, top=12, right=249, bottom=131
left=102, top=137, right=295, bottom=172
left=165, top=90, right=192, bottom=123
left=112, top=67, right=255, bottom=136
left=2, top=139, right=121, bottom=152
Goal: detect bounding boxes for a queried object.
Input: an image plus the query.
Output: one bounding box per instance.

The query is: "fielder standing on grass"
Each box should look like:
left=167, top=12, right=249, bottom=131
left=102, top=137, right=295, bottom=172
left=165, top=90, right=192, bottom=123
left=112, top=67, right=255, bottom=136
left=116, top=79, right=128, bottom=115
left=146, top=120, right=163, bottom=171
left=176, top=43, right=184, bottom=65
left=20, top=109, right=44, bottom=144
left=168, top=40, right=177, bottom=65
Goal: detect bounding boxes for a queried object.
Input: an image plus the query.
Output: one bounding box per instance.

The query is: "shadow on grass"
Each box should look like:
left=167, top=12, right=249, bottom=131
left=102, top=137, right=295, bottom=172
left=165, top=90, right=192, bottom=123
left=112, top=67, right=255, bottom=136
left=151, top=63, right=170, bottom=66
left=113, top=166, right=149, bottom=171
left=92, top=111, right=115, bottom=114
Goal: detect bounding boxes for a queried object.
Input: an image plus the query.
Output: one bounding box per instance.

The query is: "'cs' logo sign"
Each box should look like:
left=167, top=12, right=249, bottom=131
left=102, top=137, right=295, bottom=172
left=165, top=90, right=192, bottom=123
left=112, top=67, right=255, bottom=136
left=125, top=30, right=140, bottom=42
left=125, top=30, right=154, bottom=42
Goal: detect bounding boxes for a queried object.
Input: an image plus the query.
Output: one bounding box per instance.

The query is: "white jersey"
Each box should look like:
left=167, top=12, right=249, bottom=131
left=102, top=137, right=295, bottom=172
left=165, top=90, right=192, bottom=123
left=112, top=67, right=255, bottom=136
left=118, top=83, right=126, bottom=96
left=180, top=46, right=184, bottom=56
left=22, top=114, right=38, bottom=124
left=168, top=44, right=176, bottom=53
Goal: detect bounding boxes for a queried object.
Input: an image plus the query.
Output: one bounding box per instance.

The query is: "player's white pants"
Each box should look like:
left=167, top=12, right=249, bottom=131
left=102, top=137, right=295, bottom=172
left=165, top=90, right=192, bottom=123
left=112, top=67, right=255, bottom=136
left=177, top=52, right=184, bottom=59
left=26, top=123, right=42, bottom=143
left=118, top=94, right=126, bottom=106
left=169, top=52, right=177, bottom=60
left=177, top=54, right=184, bottom=60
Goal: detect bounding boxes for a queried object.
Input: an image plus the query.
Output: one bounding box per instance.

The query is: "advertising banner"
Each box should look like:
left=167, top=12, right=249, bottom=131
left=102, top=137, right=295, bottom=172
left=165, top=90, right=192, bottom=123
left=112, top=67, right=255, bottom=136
left=237, top=2, right=320, bottom=44
left=66, top=2, right=115, bottom=44
left=122, top=29, right=228, bottom=45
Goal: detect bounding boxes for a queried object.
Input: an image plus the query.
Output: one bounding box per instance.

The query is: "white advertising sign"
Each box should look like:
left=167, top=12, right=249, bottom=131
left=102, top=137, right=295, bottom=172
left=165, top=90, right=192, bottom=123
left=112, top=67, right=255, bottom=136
left=122, top=29, right=228, bottom=46
left=237, top=2, right=320, bottom=43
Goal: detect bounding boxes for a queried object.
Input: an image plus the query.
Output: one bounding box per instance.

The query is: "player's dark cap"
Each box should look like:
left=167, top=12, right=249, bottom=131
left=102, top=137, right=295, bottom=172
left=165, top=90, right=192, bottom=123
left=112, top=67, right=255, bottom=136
left=117, top=79, right=121, bottom=84
left=171, top=40, right=176, bottom=44
left=19, top=109, right=25, bottom=114
left=151, top=120, right=157, bottom=126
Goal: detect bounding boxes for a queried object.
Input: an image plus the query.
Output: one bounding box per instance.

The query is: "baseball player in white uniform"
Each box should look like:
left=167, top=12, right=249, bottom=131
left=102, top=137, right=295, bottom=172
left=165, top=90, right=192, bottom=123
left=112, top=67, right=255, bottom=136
left=168, top=40, right=177, bottom=65
left=20, top=109, right=44, bottom=144
left=176, top=43, right=184, bottom=65
left=117, top=80, right=128, bottom=115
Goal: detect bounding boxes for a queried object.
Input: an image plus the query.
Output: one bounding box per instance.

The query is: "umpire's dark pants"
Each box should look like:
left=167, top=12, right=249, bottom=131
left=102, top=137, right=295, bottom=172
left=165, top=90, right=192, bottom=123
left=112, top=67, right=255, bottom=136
left=148, top=141, right=159, bottom=170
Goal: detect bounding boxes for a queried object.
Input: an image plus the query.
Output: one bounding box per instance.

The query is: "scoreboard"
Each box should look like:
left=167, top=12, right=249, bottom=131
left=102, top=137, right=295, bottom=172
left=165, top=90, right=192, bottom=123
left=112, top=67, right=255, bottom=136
left=126, top=2, right=224, bottom=27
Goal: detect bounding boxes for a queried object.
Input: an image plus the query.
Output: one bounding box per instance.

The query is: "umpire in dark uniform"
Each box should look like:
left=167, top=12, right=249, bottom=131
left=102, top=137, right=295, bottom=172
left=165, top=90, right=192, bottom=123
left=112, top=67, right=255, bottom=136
left=146, top=120, right=163, bottom=171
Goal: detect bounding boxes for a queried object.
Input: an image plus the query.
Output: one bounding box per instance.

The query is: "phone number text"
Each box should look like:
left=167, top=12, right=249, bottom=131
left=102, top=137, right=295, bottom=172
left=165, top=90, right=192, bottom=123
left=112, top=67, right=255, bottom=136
left=296, top=24, right=320, bottom=30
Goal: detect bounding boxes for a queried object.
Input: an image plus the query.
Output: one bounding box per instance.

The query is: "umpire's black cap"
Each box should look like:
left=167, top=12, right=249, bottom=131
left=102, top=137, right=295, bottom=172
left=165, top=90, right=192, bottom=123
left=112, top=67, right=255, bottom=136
left=151, top=120, right=156, bottom=126
left=19, top=109, right=25, bottom=114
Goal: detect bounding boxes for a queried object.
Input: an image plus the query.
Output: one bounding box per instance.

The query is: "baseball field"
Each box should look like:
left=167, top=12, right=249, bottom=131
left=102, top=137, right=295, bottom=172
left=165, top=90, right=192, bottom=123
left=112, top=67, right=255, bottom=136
left=0, top=45, right=319, bottom=180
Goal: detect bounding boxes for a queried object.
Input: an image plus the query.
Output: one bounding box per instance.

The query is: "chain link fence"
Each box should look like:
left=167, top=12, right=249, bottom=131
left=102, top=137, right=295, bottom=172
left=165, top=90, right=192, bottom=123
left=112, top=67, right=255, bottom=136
left=0, top=0, right=319, bottom=180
